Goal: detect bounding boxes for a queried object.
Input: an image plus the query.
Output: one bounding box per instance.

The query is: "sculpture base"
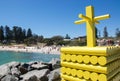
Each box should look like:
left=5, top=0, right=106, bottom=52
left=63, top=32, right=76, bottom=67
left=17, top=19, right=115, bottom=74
left=60, top=46, right=120, bottom=81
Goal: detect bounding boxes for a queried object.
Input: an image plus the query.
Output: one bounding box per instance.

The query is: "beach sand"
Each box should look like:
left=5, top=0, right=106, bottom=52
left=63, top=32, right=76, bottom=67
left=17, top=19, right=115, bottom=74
left=0, top=46, right=60, bottom=54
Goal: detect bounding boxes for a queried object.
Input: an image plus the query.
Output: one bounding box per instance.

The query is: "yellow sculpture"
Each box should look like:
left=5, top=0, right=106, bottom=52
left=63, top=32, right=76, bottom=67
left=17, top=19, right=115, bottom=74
left=61, top=5, right=120, bottom=81
left=74, top=6, right=110, bottom=47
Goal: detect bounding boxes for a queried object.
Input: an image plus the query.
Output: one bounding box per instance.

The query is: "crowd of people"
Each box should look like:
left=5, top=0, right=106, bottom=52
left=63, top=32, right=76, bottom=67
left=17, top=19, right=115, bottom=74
left=0, top=39, right=120, bottom=54
left=0, top=45, right=61, bottom=54
left=97, top=39, right=120, bottom=46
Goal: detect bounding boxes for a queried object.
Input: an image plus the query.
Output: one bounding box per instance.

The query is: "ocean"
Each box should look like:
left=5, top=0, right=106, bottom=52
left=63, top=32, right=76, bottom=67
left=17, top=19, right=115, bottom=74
left=0, top=51, right=60, bottom=65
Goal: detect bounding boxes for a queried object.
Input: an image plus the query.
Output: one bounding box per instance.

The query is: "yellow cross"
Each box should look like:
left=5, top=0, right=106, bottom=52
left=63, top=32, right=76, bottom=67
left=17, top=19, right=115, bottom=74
left=74, top=5, right=110, bottom=47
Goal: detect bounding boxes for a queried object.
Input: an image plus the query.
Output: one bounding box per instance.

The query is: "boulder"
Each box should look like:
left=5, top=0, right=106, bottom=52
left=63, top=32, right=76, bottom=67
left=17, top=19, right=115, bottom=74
left=21, top=63, right=30, bottom=70
left=0, top=60, right=61, bottom=81
left=19, top=63, right=30, bottom=74
left=0, top=64, right=11, bottom=76
left=0, top=75, right=4, bottom=80
left=1, top=74, right=18, bottom=81
left=20, top=69, right=50, bottom=81
left=31, top=63, right=48, bottom=70
left=27, top=75, right=40, bottom=81
left=19, top=67, right=28, bottom=74
left=48, top=68, right=60, bottom=81
left=49, top=58, right=60, bottom=70
left=7, top=61, right=20, bottom=68
left=11, top=67, right=21, bottom=77
left=28, top=61, right=38, bottom=65
left=42, top=62, right=53, bottom=71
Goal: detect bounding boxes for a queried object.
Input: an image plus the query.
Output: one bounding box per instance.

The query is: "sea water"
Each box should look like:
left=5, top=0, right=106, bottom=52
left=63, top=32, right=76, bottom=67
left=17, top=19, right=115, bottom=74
left=0, top=51, right=60, bottom=65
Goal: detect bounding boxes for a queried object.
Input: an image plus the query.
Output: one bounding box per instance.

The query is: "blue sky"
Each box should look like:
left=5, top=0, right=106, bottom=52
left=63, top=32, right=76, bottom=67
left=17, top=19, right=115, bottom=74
left=0, top=0, right=120, bottom=38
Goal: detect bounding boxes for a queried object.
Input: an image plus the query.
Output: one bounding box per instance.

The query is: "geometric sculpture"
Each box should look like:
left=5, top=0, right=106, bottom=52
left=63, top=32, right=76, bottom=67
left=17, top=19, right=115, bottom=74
left=74, top=5, right=110, bottom=47
left=61, top=6, right=120, bottom=81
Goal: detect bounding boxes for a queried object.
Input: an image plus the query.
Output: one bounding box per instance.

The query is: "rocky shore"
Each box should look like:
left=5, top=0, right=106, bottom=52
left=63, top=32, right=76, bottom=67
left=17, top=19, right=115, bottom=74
left=0, top=58, right=61, bottom=81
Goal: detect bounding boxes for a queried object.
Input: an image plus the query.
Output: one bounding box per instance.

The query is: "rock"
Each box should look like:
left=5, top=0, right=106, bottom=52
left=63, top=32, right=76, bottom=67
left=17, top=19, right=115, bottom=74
left=49, top=58, right=60, bottom=70
left=0, top=64, right=11, bottom=76
left=19, top=63, right=30, bottom=74
left=40, top=75, right=48, bottom=81
left=0, top=75, right=4, bottom=80
left=28, top=61, right=38, bottom=65
left=21, top=63, right=30, bottom=70
left=1, top=74, right=18, bottom=81
left=11, top=67, right=21, bottom=77
left=31, top=63, right=48, bottom=70
left=20, top=69, right=50, bottom=81
left=48, top=68, right=60, bottom=81
left=42, top=62, right=53, bottom=71
left=27, top=75, right=40, bottom=81
left=0, top=60, right=61, bottom=81
left=19, top=67, right=28, bottom=74
left=7, top=61, right=20, bottom=68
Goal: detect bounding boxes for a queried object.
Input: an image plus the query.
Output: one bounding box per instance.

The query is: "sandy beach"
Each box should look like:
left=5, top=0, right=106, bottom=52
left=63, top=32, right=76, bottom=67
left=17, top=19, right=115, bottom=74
left=0, top=45, right=61, bottom=54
